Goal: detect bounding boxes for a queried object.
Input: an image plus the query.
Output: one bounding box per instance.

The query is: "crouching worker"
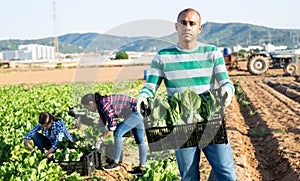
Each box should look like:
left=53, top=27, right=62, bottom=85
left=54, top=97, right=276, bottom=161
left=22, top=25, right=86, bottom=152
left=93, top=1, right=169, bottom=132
left=24, top=112, right=74, bottom=158
left=81, top=93, right=147, bottom=175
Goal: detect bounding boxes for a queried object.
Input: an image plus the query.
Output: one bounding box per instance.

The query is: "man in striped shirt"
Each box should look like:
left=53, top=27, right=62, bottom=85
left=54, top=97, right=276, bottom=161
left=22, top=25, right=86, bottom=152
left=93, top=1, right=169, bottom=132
left=81, top=93, right=147, bottom=175
left=138, top=8, right=236, bottom=181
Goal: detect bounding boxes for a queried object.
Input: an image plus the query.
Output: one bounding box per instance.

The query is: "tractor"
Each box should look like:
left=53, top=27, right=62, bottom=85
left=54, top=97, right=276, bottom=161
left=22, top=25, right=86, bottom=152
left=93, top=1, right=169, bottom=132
left=247, top=50, right=299, bottom=75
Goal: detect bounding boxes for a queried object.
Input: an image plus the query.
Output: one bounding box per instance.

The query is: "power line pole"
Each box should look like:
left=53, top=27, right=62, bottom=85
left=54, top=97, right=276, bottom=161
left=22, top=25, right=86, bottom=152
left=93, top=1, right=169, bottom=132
left=268, top=31, right=272, bottom=44
left=53, top=0, right=59, bottom=60
left=248, top=31, right=251, bottom=46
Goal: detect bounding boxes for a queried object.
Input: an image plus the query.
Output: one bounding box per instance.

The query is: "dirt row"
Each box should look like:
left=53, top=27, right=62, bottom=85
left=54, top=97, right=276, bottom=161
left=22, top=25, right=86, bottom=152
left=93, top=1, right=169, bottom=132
left=265, top=78, right=300, bottom=103
left=231, top=76, right=300, bottom=180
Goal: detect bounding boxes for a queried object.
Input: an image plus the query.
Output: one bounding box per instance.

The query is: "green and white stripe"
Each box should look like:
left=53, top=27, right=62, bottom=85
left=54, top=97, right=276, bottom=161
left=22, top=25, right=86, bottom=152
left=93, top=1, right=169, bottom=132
left=139, top=43, right=234, bottom=97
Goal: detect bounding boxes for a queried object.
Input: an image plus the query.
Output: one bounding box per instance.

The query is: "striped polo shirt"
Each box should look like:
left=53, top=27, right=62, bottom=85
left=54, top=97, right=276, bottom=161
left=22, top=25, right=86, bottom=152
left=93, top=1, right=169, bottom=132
left=139, top=42, right=234, bottom=97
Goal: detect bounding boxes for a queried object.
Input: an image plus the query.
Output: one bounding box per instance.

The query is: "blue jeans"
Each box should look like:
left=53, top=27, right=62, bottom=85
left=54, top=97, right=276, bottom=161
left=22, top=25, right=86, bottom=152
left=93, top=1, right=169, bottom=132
left=113, top=111, right=147, bottom=166
left=175, top=139, right=237, bottom=181
left=33, top=133, right=52, bottom=152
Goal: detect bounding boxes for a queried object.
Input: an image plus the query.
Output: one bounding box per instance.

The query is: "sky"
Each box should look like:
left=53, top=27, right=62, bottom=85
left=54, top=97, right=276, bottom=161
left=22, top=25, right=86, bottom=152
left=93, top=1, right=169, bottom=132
left=1, top=0, right=300, bottom=40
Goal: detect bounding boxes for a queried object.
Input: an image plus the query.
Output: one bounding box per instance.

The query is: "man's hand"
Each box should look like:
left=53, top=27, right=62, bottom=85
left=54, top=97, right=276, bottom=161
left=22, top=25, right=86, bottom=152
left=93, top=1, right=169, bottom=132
left=221, top=85, right=233, bottom=107
left=137, top=95, right=149, bottom=116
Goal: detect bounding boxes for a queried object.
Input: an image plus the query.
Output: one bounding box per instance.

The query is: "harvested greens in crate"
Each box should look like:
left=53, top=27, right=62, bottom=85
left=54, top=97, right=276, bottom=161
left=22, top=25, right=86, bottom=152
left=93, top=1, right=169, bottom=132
left=144, top=88, right=228, bottom=152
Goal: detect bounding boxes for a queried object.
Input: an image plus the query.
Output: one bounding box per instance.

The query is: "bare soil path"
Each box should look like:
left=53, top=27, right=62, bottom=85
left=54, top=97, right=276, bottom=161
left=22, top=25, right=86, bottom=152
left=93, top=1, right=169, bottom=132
left=0, top=65, right=149, bottom=85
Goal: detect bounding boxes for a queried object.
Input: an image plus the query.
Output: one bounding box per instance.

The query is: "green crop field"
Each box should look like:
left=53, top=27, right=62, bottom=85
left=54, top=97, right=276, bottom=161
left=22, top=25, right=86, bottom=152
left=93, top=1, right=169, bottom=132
left=0, top=81, right=180, bottom=181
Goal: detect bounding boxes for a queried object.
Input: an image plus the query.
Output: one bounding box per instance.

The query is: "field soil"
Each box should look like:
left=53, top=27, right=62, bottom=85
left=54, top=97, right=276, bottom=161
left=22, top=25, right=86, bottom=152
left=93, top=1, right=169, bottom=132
left=1, top=62, right=300, bottom=180
left=0, top=65, right=150, bottom=84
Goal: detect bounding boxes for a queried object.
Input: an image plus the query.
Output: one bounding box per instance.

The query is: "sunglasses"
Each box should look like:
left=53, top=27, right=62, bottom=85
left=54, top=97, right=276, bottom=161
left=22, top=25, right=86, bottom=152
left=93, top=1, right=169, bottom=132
left=178, top=20, right=198, bottom=26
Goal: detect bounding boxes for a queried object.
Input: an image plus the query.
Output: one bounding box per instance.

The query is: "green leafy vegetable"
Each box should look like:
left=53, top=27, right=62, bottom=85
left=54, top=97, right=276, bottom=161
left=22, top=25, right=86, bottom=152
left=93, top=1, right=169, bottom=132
left=199, top=90, right=222, bottom=120
left=148, top=88, right=222, bottom=126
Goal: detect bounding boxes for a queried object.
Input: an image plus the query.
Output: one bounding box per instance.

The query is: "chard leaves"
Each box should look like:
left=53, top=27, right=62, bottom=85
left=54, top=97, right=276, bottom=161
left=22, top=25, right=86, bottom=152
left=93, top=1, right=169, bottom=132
left=181, top=89, right=202, bottom=123
left=148, top=88, right=222, bottom=126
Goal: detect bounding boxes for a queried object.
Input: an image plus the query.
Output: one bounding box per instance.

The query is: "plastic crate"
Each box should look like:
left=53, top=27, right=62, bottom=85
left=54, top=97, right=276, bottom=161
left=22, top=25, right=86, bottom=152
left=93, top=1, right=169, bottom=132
left=145, top=111, right=228, bottom=152
left=94, top=149, right=104, bottom=169
left=57, top=151, right=97, bottom=176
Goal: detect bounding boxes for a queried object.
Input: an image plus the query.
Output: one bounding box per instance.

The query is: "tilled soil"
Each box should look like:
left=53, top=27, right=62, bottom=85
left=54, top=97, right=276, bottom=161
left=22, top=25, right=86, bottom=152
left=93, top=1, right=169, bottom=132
left=233, top=76, right=300, bottom=181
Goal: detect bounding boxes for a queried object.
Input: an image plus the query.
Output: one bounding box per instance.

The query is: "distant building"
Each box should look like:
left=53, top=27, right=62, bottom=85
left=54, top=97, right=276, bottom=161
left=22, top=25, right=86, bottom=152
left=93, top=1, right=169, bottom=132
left=1, top=44, right=55, bottom=61
left=18, top=44, right=55, bottom=60
left=2, top=50, right=19, bottom=60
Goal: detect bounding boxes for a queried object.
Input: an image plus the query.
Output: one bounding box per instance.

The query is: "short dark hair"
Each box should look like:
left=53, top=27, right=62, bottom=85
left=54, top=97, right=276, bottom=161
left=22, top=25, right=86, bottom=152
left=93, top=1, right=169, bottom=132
left=177, top=8, right=201, bottom=24
left=39, top=112, right=53, bottom=125
left=81, top=94, right=95, bottom=105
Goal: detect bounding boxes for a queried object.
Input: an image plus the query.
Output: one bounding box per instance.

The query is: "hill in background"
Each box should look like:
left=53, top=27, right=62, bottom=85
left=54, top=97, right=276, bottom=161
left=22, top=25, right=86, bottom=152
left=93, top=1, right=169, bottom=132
left=1, top=22, right=300, bottom=54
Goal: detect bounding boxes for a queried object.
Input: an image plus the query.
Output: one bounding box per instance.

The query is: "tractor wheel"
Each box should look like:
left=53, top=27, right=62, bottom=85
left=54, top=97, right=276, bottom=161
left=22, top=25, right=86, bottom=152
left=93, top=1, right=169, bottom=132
left=247, top=55, right=269, bottom=75
left=284, top=63, right=298, bottom=75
